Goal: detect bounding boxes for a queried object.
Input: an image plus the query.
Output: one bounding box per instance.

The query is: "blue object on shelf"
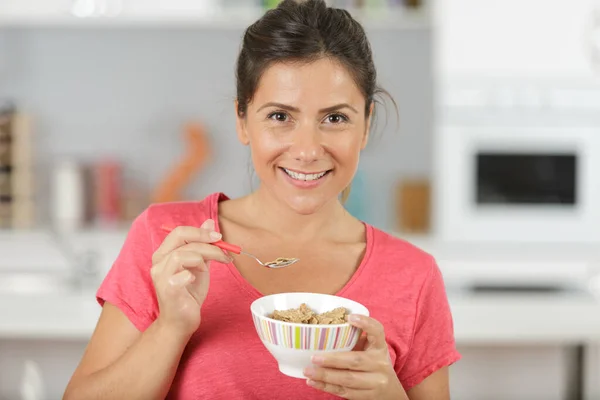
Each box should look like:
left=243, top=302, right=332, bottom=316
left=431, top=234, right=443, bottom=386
left=344, top=168, right=369, bottom=222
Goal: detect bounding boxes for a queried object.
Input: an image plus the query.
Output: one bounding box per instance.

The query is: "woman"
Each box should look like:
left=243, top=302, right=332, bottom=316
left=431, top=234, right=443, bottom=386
left=64, top=0, right=460, bottom=399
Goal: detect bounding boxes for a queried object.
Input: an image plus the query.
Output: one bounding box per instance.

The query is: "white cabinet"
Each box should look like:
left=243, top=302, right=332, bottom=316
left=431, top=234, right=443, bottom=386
left=437, top=0, right=600, bottom=79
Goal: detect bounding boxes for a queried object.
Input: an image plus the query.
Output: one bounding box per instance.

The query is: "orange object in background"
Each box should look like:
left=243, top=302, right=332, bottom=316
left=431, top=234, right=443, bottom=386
left=396, top=179, right=431, bottom=234
left=152, top=123, right=211, bottom=203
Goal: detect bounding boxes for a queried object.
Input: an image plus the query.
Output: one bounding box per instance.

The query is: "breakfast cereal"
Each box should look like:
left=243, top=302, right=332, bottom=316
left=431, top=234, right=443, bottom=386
left=269, top=303, right=348, bottom=324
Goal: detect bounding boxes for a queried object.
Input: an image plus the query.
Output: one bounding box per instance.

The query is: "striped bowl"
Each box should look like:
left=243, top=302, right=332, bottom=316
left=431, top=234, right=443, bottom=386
left=250, top=292, right=369, bottom=379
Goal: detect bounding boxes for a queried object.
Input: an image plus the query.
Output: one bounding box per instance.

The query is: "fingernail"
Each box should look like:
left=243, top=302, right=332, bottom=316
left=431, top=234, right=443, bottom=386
left=303, top=367, right=315, bottom=377
left=311, top=355, right=324, bottom=365
left=348, top=314, right=361, bottom=323
left=210, top=231, right=222, bottom=240
left=306, top=379, right=318, bottom=387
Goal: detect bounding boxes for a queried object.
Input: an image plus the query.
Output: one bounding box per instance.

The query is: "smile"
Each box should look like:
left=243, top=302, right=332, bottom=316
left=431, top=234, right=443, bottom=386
left=281, top=168, right=331, bottom=182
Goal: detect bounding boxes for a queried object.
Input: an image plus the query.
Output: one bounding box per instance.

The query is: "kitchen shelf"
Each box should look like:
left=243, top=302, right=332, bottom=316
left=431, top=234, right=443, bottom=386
left=0, top=7, right=431, bottom=30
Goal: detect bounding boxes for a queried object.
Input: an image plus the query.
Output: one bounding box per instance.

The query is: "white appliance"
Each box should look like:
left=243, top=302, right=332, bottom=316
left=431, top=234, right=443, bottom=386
left=433, top=79, right=600, bottom=243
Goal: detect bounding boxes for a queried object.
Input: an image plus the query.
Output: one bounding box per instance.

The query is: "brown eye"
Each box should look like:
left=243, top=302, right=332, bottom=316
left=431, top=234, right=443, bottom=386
left=268, top=112, right=288, bottom=122
left=326, top=113, right=348, bottom=124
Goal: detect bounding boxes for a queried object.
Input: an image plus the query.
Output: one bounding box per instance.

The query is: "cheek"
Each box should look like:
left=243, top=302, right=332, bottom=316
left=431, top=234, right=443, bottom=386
left=328, top=136, right=363, bottom=165
left=248, top=132, right=285, bottom=166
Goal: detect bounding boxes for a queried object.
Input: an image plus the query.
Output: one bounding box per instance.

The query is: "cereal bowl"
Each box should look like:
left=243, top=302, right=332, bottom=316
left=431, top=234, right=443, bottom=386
left=250, top=292, right=370, bottom=379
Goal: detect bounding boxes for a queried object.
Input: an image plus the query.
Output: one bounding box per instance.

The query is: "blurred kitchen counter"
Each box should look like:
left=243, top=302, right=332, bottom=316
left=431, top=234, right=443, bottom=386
left=0, top=292, right=100, bottom=340
left=2, top=288, right=600, bottom=343
left=1, top=228, right=600, bottom=343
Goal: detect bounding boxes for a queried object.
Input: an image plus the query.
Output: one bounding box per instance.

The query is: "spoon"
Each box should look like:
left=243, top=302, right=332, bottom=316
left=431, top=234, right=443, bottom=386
left=161, top=225, right=299, bottom=269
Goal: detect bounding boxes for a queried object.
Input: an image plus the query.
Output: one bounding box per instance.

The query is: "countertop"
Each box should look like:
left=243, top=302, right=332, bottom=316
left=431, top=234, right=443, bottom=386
left=1, top=228, right=600, bottom=343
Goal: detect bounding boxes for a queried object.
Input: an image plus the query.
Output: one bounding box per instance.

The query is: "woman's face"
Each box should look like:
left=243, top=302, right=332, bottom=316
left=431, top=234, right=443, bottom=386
left=236, top=58, right=371, bottom=215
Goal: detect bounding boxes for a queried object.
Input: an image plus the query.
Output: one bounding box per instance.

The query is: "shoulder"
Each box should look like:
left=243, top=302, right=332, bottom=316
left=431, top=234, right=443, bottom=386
left=142, top=192, right=227, bottom=229
left=368, top=225, right=434, bottom=267
left=366, top=225, right=436, bottom=281
left=124, top=192, right=228, bottom=249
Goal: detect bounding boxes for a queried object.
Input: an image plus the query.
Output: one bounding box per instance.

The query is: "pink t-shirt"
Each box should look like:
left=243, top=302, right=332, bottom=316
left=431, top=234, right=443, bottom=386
left=97, top=193, right=460, bottom=399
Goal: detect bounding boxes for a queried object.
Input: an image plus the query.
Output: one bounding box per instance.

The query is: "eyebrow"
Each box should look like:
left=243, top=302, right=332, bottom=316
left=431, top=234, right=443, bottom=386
left=256, top=102, right=359, bottom=114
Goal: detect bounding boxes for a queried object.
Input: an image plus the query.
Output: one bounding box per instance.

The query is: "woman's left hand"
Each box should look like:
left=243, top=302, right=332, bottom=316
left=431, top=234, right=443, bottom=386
left=303, top=314, right=408, bottom=400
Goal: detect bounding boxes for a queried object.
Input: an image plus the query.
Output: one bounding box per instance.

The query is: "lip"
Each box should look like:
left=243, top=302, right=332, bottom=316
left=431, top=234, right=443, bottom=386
left=279, top=167, right=332, bottom=175
left=279, top=167, right=331, bottom=189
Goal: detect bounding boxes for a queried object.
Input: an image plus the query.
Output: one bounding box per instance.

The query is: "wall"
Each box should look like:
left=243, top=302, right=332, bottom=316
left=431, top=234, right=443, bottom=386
left=0, top=27, right=433, bottom=230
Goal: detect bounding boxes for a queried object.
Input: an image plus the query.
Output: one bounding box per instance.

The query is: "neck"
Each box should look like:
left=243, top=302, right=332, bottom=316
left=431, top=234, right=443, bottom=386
left=244, top=185, right=350, bottom=241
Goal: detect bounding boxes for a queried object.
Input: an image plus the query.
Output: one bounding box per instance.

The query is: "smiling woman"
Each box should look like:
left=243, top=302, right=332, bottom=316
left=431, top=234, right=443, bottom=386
left=63, top=1, right=460, bottom=400
left=236, top=59, right=369, bottom=215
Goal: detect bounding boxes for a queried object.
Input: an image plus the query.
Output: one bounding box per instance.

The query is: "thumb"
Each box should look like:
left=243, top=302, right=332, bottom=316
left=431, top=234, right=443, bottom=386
left=348, top=315, right=388, bottom=351
left=201, top=219, right=215, bottom=231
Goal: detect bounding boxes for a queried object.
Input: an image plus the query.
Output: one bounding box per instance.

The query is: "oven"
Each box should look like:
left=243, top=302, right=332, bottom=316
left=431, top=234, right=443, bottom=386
left=433, top=81, right=600, bottom=243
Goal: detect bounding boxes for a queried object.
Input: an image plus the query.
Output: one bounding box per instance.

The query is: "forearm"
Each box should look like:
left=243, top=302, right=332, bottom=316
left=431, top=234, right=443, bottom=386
left=389, top=379, right=409, bottom=400
left=64, top=319, right=191, bottom=400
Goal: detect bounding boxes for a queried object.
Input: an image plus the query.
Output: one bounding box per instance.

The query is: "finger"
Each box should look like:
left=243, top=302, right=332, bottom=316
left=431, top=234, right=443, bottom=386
left=200, top=218, right=215, bottom=231
left=304, top=366, right=381, bottom=390
left=199, top=220, right=231, bottom=257
left=306, top=379, right=373, bottom=399
left=348, top=315, right=387, bottom=351
left=179, top=242, right=232, bottom=264
left=153, top=223, right=222, bottom=263
left=151, top=250, right=204, bottom=281
left=152, top=251, right=208, bottom=283
left=185, top=267, right=209, bottom=305
left=311, top=351, right=379, bottom=372
left=167, top=269, right=195, bottom=287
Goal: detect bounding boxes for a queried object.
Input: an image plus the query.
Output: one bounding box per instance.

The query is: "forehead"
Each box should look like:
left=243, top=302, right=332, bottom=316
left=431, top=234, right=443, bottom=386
left=251, top=58, right=365, bottom=109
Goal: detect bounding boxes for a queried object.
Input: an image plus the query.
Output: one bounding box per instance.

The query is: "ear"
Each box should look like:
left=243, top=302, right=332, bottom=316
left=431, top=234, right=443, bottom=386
left=235, top=100, right=250, bottom=146
left=361, top=102, right=374, bottom=150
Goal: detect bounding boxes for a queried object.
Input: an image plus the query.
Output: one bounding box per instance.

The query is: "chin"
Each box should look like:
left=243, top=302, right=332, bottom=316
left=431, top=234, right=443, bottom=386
left=280, top=192, right=337, bottom=215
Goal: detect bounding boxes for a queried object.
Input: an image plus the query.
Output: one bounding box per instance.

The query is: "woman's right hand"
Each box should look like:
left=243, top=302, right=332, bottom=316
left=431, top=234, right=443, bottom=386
left=150, top=219, right=231, bottom=338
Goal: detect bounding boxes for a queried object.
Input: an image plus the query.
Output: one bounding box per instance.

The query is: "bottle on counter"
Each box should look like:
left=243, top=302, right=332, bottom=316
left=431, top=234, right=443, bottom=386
left=50, top=159, right=85, bottom=231
left=11, top=112, right=36, bottom=229
left=0, top=102, right=14, bottom=229
left=94, top=158, right=122, bottom=227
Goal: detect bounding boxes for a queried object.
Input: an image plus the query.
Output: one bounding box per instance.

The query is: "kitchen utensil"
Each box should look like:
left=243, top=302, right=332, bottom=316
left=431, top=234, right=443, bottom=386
left=161, top=225, right=299, bottom=269
left=152, top=123, right=211, bottom=204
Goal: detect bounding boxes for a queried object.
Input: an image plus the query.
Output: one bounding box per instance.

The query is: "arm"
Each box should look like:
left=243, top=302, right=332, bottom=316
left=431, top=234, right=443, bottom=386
left=63, top=303, right=191, bottom=400
left=64, top=218, right=230, bottom=400
left=406, top=368, right=450, bottom=400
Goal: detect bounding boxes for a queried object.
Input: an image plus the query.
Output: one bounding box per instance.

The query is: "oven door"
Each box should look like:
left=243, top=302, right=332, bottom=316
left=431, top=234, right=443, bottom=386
left=434, top=126, right=600, bottom=243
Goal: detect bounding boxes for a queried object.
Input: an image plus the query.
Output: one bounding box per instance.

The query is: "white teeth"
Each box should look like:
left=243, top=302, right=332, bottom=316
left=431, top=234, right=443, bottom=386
left=283, top=168, right=328, bottom=181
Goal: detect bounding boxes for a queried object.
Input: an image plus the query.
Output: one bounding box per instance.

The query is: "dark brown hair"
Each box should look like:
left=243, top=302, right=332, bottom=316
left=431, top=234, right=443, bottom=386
left=236, top=0, right=391, bottom=118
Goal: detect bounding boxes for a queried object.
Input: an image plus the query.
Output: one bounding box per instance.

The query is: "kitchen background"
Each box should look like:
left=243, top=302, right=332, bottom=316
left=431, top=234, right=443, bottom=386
left=1, top=0, right=600, bottom=399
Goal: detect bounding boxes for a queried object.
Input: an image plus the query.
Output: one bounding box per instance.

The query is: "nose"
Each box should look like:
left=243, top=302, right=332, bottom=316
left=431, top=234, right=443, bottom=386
left=288, top=127, right=324, bottom=162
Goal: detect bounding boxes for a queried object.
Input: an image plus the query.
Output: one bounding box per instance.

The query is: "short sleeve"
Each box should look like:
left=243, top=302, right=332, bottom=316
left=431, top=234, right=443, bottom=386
left=396, top=257, right=461, bottom=390
left=96, top=209, right=158, bottom=332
